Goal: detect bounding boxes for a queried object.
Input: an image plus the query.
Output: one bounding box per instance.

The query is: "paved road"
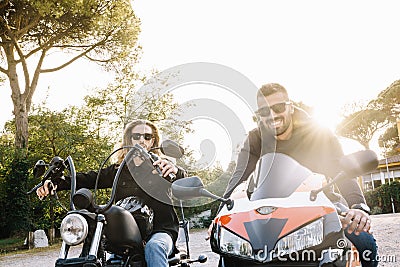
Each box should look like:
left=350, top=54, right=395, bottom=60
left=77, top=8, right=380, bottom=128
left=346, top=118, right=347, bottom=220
left=184, top=228, right=219, bottom=266
left=0, top=228, right=219, bottom=267
left=1, top=213, right=399, bottom=266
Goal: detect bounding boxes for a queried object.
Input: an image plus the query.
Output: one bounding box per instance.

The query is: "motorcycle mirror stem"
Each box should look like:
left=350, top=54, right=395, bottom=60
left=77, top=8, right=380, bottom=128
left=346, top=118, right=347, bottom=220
left=198, top=188, right=234, bottom=210
left=309, top=171, right=346, bottom=201
left=150, top=139, right=185, bottom=159
left=171, top=176, right=234, bottom=209
left=186, top=254, right=208, bottom=264
left=310, top=149, right=378, bottom=201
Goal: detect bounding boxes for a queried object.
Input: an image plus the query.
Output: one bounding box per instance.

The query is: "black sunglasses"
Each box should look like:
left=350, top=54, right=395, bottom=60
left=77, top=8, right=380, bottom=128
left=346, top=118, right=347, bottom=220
left=256, top=101, right=291, bottom=117
left=131, top=133, right=154, bottom=141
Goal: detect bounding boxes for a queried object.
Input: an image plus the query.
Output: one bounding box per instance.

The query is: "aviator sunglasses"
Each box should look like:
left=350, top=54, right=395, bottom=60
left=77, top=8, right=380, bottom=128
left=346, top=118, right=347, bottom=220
left=256, top=101, right=291, bottom=117
left=131, top=133, right=154, bottom=141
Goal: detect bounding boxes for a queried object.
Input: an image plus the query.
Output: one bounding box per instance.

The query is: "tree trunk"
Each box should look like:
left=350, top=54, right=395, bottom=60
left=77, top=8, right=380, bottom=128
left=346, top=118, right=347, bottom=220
left=6, top=45, right=30, bottom=151
left=13, top=101, right=29, bottom=150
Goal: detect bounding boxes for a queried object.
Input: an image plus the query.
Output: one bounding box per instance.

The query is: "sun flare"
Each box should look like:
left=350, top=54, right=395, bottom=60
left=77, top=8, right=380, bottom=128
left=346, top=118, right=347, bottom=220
left=311, top=105, right=340, bottom=133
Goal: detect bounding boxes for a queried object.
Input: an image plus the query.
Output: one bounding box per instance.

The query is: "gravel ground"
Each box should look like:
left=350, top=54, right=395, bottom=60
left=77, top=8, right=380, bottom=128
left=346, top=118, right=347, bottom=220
left=1, top=213, right=399, bottom=266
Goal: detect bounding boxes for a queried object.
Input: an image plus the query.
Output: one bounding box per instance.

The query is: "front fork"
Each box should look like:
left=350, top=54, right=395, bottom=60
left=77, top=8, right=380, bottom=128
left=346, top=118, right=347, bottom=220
left=89, top=215, right=105, bottom=256
left=58, top=214, right=106, bottom=260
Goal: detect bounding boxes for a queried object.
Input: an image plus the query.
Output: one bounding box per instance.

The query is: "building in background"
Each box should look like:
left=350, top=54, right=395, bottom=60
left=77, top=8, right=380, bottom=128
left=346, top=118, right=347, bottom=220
left=361, top=118, right=400, bottom=191
left=361, top=155, right=400, bottom=191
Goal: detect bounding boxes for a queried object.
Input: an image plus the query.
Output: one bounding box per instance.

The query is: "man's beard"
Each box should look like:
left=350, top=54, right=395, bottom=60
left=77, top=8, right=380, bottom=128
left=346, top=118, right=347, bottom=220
left=265, top=116, right=290, bottom=136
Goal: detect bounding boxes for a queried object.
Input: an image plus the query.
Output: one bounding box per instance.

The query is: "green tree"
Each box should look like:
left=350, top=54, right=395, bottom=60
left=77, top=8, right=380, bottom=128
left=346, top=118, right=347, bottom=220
left=374, top=80, right=400, bottom=155
left=365, top=181, right=400, bottom=214
left=1, top=155, right=32, bottom=237
left=336, top=108, right=388, bottom=149
left=374, top=80, right=400, bottom=117
left=0, top=1, right=139, bottom=236
left=0, top=105, right=115, bottom=237
left=380, top=126, right=400, bottom=156
left=26, top=106, right=114, bottom=170
left=0, top=132, right=15, bottom=236
left=80, top=63, right=193, bottom=145
left=0, top=0, right=140, bottom=150
left=336, top=80, right=400, bottom=154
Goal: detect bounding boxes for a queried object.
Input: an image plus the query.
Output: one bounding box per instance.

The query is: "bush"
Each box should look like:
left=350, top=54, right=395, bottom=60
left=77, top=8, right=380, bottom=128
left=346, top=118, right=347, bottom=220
left=370, top=206, right=383, bottom=215
left=1, top=155, right=33, bottom=238
left=365, top=181, right=400, bottom=214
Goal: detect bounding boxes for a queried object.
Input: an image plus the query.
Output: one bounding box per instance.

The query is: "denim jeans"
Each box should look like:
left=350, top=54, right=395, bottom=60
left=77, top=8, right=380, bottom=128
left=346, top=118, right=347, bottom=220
left=345, top=230, right=378, bottom=267
left=144, top=232, right=174, bottom=267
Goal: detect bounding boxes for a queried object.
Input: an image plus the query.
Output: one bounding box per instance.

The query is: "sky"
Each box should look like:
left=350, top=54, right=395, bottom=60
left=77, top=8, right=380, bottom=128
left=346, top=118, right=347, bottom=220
left=1, top=0, right=399, bottom=168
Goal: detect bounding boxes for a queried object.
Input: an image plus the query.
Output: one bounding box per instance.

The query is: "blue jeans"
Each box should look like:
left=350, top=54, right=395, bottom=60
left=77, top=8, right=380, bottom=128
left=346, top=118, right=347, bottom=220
left=345, top=230, right=378, bottom=267
left=144, top=232, right=174, bottom=267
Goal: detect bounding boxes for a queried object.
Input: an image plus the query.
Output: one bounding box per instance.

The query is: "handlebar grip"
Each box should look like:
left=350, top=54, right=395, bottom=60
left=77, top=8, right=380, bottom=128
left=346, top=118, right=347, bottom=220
left=38, top=181, right=58, bottom=201
left=39, top=182, right=51, bottom=200
left=168, top=172, right=176, bottom=182
left=149, top=152, right=177, bottom=182
left=155, top=164, right=176, bottom=181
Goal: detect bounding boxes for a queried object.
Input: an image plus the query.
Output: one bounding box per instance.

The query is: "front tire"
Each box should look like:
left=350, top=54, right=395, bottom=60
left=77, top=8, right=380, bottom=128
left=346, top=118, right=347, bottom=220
left=218, top=256, right=246, bottom=267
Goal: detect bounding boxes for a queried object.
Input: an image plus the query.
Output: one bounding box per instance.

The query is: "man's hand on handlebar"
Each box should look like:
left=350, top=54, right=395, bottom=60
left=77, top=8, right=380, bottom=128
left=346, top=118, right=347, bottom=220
left=340, top=208, right=371, bottom=235
left=153, top=159, right=178, bottom=178
left=36, top=180, right=57, bottom=200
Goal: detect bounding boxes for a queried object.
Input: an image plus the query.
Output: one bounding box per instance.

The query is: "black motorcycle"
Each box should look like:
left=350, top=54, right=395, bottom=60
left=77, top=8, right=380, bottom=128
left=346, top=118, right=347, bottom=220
left=27, top=140, right=207, bottom=267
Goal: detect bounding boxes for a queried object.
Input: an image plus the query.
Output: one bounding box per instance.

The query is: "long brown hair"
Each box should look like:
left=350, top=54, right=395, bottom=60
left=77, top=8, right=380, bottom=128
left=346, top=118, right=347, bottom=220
left=115, top=119, right=160, bottom=164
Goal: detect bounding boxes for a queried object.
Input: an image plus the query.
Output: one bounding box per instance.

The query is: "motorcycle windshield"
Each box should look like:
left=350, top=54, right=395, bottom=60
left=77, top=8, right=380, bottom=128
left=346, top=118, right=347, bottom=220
left=250, top=153, right=314, bottom=201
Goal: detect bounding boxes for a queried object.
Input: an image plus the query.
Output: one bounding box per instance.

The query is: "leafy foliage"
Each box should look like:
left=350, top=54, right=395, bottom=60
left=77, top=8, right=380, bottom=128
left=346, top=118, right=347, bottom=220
left=177, top=161, right=235, bottom=225
left=365, top=181, right=400, bottom=214
left=0, top=0, right=140, bottom=68
left=0, top=0, right=141, bottom=149
left=0, top=64, right=201, bottom=236
left=0, top=154, right=32, bottom=238
left=374, top=80, right=400, bottom=155
left=5, top=106, right=114, bottom=170
left=0, top=135, right=15, bottom=237
left=336, top=80, right=400, bottom=152
left=380, top=126, right=400, bottom=157
left=336, top=108, right=388, bottom=149
left=375, top=80, right=400, bottom=118
left=0, top=105, right=115, bottom=237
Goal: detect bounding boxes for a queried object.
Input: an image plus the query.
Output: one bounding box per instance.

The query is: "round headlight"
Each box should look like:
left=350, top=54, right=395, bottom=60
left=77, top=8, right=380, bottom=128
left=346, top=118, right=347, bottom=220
left=60, top=214, right=88, bottom=245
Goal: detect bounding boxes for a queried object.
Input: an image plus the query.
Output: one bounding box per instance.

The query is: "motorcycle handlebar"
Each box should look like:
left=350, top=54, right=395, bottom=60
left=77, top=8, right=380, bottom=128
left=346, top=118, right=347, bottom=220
left=29, top=143, right=180, bottom=212
left=26, top=181, right=44, bottom=195
left=26, top=179, right=59, bottom=202
left=26, top=156, right=67, bottom=195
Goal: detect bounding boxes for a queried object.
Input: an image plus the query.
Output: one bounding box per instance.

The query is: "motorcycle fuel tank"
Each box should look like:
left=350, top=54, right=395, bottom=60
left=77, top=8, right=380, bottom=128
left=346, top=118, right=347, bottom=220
left=103, top=205, right=142, bottom=248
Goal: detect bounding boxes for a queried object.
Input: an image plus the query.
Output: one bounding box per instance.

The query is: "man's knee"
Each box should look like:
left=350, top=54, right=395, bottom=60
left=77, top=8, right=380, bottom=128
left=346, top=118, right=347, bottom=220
left=145, top=233, right=173, bottom=257
left=146, top=238, right=168, bottom=253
